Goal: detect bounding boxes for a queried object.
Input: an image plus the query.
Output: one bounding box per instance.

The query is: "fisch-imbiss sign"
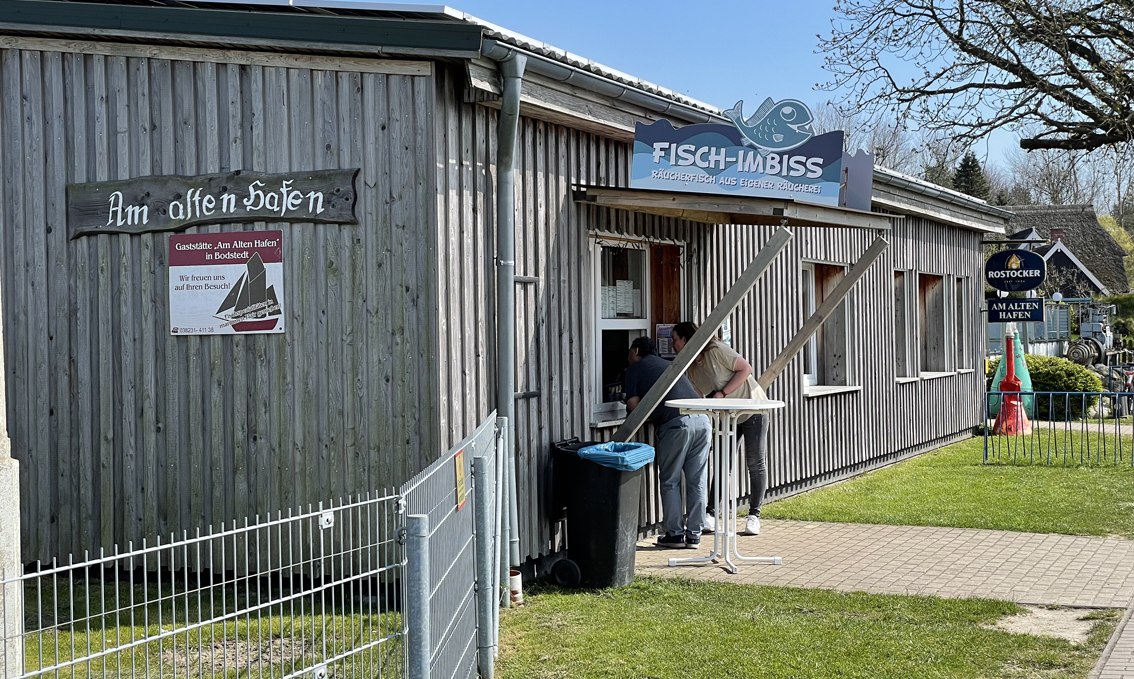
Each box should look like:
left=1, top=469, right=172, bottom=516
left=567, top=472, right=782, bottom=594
left=985, top=249, right=1046, bottom=292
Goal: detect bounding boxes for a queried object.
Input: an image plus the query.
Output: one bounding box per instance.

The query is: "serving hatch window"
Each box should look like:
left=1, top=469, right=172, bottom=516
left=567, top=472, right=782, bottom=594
left=592, top=237, right=684, bottom=422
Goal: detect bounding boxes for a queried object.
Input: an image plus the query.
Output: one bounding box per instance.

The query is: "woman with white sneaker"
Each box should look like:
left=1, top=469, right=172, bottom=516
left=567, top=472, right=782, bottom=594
left=670, top=322, right=768, bottom=537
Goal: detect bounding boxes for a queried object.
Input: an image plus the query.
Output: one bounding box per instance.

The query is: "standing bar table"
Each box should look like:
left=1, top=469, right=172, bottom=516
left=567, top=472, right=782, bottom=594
left=665, top=398, right=785, bottom=574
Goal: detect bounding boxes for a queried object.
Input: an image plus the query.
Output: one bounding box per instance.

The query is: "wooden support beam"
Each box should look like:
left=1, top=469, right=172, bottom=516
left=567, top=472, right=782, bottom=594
left=757, top=235, right=889, bottom=390
left=613, top=227, right=794, bottom=442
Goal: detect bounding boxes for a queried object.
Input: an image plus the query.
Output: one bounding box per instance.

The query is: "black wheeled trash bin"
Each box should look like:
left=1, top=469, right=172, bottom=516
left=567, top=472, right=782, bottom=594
left=550, top=438, right=654, bottom=589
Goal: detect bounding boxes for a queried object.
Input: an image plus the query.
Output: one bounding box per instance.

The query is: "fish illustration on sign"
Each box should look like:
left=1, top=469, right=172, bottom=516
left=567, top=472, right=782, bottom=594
left=214, top=252, right=282, bottom=332
left=723, top=98, right=815, bottom=152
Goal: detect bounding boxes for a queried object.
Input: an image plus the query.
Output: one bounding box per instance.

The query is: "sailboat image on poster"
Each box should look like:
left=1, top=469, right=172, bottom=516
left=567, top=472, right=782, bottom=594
left=214, top=252, right=282, bottom=332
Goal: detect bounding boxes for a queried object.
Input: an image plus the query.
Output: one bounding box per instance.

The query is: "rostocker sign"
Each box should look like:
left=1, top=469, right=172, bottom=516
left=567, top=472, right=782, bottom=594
left=985, top=249, right=1046, bottom=292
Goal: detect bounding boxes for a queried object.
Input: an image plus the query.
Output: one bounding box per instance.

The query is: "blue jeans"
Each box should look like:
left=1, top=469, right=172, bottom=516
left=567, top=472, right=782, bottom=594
left=655, top=414, right=711, bottom=537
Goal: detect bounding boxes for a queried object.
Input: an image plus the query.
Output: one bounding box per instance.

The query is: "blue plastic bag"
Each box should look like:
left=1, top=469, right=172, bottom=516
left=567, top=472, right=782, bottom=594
left=577, top=442, right=655, bottom=472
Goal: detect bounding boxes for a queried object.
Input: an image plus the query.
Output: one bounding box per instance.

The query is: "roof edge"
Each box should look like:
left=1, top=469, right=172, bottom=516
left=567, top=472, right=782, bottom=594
left=1044, top=241, right=1110, bottom=295
left=0, top=0, right=485, bottom=57
left=874, top=167, right=1015, bottom=219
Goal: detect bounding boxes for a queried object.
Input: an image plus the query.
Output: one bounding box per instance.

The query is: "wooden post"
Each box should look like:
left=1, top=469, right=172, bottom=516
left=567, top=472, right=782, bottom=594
left=613, top=227, right=794, bottom=442
left=757, top=235, right=889, bottom=390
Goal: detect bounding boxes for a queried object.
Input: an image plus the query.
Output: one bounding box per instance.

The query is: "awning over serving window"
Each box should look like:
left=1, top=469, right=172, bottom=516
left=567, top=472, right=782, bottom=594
left=573, top=186, right=892, bottom=230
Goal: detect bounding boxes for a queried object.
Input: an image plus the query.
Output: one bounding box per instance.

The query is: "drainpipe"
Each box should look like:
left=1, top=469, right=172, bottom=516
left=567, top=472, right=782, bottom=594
left=493, top=50, right=527, bottom=598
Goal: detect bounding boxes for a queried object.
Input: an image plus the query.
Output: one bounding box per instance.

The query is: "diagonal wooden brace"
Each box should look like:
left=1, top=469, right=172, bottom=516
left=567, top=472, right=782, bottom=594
left=757, top=235, right=889, bottom=390
left=613, top=227, right=794, bottom=442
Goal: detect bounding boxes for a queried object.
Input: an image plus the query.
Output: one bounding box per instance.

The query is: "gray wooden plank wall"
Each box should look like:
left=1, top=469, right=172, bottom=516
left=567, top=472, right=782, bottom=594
left=1, top=42, right=438, bottom=564
left=698, top=216, right=986, bottom=502
left=434, top=68, right=989, bottom=563
left=434, top=67, right=686, bottom=560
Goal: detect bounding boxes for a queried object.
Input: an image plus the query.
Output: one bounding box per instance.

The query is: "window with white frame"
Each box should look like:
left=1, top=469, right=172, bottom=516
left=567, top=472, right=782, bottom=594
left=801, top=262, right=854, bottom=387
left=592, top=238, right=684, bottom=420
left=801, top=264, right=816, bottom=383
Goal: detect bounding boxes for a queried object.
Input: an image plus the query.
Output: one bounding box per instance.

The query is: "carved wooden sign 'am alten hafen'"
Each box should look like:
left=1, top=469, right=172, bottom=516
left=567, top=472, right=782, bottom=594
left=66, top=168, right=360, bottom=238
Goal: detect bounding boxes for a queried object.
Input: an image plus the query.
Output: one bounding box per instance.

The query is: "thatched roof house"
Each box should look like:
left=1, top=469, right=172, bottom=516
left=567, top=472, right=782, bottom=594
left=1006, top=204, right=1128, bottom=296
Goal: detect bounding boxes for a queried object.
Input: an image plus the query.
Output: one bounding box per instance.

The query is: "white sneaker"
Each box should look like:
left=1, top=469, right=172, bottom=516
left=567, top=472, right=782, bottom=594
left=744, top=515, right=761, bottom=535
left=702, top=513, right=716, bottom=534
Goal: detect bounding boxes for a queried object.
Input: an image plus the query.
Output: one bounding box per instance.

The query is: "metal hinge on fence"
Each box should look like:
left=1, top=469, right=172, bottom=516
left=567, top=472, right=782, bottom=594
left=397, top=526, right=408, bottom=545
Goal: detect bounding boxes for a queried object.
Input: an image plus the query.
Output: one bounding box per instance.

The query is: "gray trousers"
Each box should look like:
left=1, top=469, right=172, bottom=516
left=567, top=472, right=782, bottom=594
left=654, top=414, right=711, bottom=537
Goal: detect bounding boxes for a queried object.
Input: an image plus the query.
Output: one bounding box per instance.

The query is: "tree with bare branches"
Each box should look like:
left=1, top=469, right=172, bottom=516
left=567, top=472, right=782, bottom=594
left=821, top=1, right=1134, bottom=152
left=1003, top=143, right=1105, bottom=205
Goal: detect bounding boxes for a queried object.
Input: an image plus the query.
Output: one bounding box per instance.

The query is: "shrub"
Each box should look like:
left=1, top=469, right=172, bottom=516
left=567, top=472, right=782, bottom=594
left=986, top=354, right=1103, bottom=420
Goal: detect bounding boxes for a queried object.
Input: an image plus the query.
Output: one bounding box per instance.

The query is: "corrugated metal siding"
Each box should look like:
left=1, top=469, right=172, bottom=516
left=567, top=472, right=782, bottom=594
left=435, top=67, right=989, bottom=563
left=1, top=42, right=439, bottom=562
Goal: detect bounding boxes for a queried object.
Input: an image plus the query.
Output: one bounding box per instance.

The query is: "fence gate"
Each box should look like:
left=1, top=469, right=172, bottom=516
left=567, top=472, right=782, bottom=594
left=401, top=413, right=498, bottom=679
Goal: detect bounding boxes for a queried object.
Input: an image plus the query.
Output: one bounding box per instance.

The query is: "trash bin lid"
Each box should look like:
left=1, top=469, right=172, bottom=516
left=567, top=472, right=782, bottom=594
left=578, top=442, right=654, bottom=471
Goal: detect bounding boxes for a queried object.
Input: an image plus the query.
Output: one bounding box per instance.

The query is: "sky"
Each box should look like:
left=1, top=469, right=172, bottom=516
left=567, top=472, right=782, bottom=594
left=446, top=0, right=1015, bottom=167
left=451, top=0, right=834, bottom=111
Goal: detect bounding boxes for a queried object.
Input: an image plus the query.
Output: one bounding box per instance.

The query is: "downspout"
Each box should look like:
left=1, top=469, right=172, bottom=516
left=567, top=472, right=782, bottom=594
left=493, top=50, right=527, bottom=596
left=481, top=38, right=702, bottom=596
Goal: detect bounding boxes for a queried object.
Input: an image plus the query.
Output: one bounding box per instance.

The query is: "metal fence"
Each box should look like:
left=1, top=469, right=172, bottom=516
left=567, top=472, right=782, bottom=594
left=1, top=411, right=503, bottom=679
left=402, top=414, right=498, bottom=679
left=1, top=492, right=406, bottom=678
left=984, top=390, right=1134, bottom=465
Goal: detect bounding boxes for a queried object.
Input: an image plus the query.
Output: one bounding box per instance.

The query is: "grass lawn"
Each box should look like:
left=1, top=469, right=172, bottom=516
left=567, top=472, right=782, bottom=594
left=498, top=578, right=1118, bottom=679
left=762, top=436, right=1134, bottom=538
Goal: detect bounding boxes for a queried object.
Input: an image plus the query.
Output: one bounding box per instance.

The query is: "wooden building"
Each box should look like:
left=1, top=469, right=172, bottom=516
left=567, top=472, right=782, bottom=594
left=0, top=1, right=1010, bottom=565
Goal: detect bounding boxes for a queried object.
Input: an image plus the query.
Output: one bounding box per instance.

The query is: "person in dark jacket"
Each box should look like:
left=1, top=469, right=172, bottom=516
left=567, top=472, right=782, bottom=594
left=624, top=336, right=712, bottom=548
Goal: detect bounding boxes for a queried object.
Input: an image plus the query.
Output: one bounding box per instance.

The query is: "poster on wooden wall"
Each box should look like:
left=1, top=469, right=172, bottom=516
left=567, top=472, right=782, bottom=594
left=168, top=230, right=285, bottom=335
